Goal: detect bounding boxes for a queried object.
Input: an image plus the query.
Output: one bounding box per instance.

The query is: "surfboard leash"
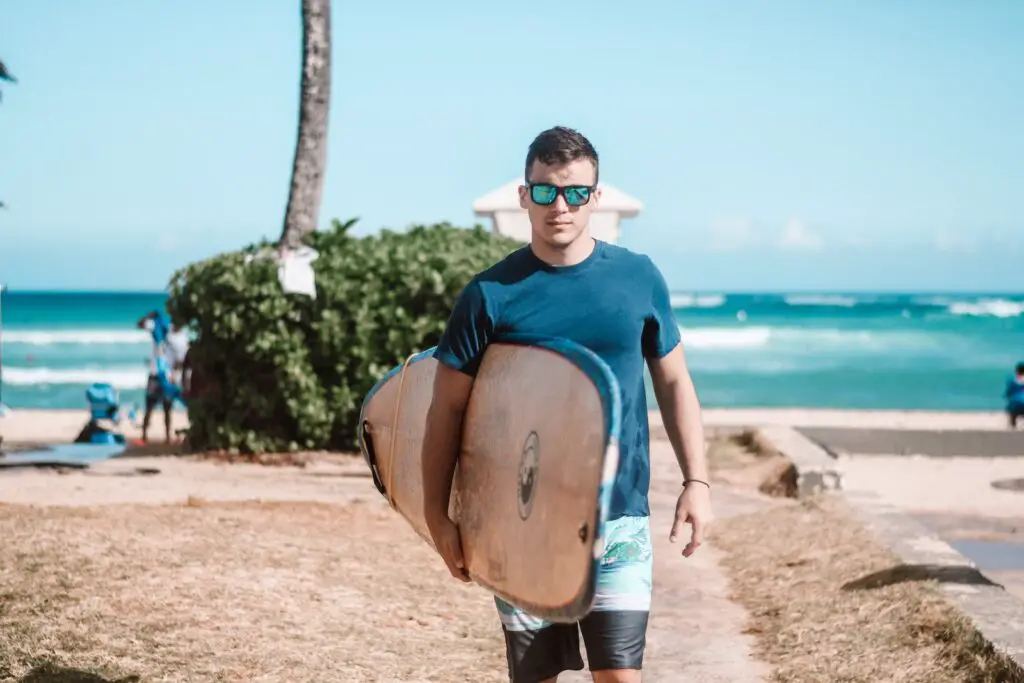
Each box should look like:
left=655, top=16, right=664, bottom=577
left=385, top=350, right=419, bottom=510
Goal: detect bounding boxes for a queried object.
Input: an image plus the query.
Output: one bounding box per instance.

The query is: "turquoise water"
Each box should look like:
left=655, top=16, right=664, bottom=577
left=0, top=290, right=1022, bottom=411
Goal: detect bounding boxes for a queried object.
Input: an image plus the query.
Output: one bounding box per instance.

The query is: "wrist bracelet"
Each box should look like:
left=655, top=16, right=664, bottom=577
left=683, top=479, right=710, bottom=489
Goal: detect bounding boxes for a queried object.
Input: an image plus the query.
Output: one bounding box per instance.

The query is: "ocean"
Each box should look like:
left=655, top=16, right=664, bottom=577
left=0, top=291, right=1022, bottom=413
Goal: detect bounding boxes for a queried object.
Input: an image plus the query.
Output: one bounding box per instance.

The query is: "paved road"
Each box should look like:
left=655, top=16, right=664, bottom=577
left=799, top=427, right=1024, bottom=458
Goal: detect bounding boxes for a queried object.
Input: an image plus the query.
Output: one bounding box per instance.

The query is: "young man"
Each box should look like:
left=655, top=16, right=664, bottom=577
left=421, top=126, right=712, bottom=683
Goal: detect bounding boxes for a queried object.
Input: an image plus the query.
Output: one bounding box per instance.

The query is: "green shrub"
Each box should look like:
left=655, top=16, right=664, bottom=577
left=166, top=219, right=521, bottom=454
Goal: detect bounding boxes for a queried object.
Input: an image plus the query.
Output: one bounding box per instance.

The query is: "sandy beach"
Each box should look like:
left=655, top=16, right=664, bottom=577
left=0, top=406, right=1010, bottom=447
left=3, top=406, right=1019, bottom=519
left=0, top=408, right=190, bottom=445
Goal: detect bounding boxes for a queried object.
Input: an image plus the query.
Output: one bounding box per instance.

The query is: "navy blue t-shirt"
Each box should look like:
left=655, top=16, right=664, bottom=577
left=433, top=239, right=681, bottom=520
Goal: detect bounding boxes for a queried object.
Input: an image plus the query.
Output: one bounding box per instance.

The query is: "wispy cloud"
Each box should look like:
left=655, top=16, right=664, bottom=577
left=932, top=230, right=975, bottom=252
left=778, top=219, right=823, bottom=250
left=707, top=217, right=759, bottom=252
left=705, top=216, right=827, bottom=252
left=155, top=235, right=180, bottom=252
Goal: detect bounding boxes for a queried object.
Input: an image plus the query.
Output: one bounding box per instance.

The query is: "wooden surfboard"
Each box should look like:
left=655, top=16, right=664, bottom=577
left=357, top=335, right=621, bottom=623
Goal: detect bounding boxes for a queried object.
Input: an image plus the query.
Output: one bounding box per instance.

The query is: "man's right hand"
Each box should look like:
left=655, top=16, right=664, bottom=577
left=427, top=514, right=471, bottom=583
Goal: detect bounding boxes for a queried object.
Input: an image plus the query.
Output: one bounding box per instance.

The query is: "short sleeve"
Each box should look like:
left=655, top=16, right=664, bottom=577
left=433, top=280, right=493, bottom=377
left=641, top=257, right=681, bottom=359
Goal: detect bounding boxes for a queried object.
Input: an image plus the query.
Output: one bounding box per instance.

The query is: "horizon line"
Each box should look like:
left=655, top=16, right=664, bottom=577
left=2, top=287, right=1023, bottom=297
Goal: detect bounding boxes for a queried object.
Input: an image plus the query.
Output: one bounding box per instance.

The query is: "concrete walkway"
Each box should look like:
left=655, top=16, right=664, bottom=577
left=643, top=485, right=772, bottom=682
left=822, top=447, right=1024, bottom=671
left=559, top=440, right=773, bottom=682
left=838, top=454, right=1024, bottom=520
left=839, top=452, right=1024, bottom=598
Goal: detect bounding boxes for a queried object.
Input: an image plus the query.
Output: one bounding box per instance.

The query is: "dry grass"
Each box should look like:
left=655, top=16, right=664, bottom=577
left=706, top=428, right=798, bottom=498
left=6, top=431, right=1021, bottom=682
left=0, top=500, right=507, bottom=683
left=713, top=494, right=1024, bottom=683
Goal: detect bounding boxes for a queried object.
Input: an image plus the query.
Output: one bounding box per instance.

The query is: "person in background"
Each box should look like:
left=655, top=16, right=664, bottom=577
left=137, top=309, right=190, bottom=443
left=1006, top=362, right=1024, bottom=430
left=164, top=320, right=190, bottom=390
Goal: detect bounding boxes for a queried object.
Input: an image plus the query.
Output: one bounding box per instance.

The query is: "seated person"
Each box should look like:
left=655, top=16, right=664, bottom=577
left=74, top=383, right=126, bottom=445
left=1006, top=362, right=1024, bottom=429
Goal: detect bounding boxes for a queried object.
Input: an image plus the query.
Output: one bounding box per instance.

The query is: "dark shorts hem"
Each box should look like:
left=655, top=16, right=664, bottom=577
left=501, top=610, right=648, bottom=682
left=502, top=623, right=584, bottom=683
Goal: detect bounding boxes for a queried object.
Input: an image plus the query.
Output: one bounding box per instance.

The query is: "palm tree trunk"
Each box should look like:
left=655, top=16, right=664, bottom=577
left=0, top=58, right=15, bottom=87
left=279, top=0, right=332, bottom=251
left=0, top=59, right=14, bottom=207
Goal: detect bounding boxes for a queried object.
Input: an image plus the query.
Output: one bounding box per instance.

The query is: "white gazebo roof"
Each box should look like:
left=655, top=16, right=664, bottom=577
left=472, top=179, right=643, bottom=245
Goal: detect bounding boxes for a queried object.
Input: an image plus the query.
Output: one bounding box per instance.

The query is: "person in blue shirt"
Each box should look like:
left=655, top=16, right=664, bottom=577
left=421, top=126, right=712, bottom=683
left=136, top=309, right=190, bottom=443
left=1006, top=362, right=1024, bottom=429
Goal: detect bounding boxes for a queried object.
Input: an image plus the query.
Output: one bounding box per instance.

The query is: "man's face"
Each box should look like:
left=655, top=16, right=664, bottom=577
left=518, top=158, right=601, bottom=251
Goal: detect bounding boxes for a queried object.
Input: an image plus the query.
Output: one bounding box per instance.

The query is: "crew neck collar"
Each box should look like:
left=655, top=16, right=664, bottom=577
left=526, top=239, right=604, bottom=274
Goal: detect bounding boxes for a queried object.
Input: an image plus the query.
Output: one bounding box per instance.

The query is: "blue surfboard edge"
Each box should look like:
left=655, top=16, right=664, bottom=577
left=0, top=442, right=128, bottom=469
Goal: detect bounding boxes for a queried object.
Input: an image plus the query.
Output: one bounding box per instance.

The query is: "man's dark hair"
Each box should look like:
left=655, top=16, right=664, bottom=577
left=524, top=126, right=599, bottom=183
left=1016, top=362, right=1024, bottom=375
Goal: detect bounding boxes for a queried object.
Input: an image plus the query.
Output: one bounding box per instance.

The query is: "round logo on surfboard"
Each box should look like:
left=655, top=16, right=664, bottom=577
left=517, top=431, right=540, bottom=521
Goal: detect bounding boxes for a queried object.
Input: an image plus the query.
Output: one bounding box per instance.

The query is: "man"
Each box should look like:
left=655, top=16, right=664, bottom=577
left=421, top=126, right=712, bottom=683
left=137, top=309, right=190, bottom=443
left=1006, top=362, right=1024, bottom=429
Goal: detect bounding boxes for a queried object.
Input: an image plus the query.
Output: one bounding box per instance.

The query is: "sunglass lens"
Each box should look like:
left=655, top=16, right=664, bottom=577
left=530, top=184, right=558, bottom=205
left=564, top=186, right=591, bottom=206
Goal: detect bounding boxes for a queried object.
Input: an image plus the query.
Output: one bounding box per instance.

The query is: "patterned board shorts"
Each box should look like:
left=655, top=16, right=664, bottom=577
left=495, top=515, right=653, bottom=682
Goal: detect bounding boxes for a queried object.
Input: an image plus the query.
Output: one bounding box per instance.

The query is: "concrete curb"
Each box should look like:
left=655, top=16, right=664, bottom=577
left=842, top=488, right=1024, bottom=673
left=755, top=426, right=843, bottom=498
left=757, top=426, right=1024, bottom=673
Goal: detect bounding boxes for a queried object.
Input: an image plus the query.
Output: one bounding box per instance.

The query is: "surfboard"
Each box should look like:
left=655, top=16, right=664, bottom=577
left=357, top=335, right=621, bottom=623
left=0, top=442, right=127, bottom=469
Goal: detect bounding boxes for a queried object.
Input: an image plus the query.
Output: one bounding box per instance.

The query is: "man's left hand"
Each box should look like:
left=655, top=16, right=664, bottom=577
left=669, top=482, right=714, bottom=558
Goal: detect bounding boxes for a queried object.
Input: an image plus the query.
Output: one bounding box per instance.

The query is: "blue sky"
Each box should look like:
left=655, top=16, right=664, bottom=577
left=1, top=1, right=1021, bottom=292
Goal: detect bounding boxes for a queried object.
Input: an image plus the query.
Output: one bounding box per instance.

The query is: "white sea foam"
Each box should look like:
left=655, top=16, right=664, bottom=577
left=670, top=293, right=726, bottom=309
left=679, top=325, right=938, bottom=352
left=946, top=299, right=1023, bottom=318
left=2, top=366, right=149, bottom=389
left=783, top=295, right=860, bottom=307
left=1, top=329, right=151, bottom=345
left=681, top=327, right=772, bottom=349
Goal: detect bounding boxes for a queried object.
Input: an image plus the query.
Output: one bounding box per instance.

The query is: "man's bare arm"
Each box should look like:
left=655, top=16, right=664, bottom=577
left=421, top=362, right=475, bottom=525
left=647, top=343, right=708, bottom=483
